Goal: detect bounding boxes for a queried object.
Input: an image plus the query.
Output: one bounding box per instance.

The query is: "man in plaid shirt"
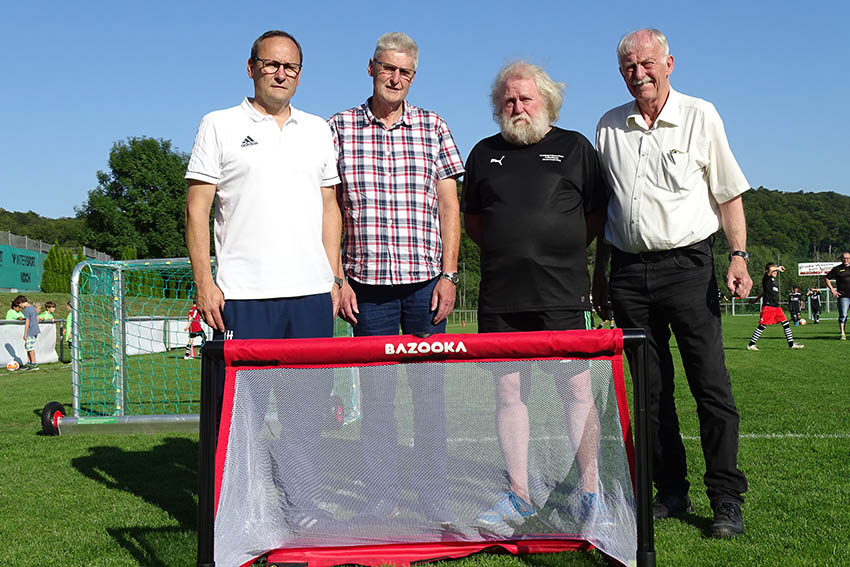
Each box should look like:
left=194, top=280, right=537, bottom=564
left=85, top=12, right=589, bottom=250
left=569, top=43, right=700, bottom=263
left=328, top=32, right=464, bottom=525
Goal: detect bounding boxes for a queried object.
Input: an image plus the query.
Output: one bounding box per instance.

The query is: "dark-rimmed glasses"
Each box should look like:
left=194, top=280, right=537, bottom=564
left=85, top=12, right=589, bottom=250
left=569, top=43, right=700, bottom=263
left=253, top=57, right=302, bottom=78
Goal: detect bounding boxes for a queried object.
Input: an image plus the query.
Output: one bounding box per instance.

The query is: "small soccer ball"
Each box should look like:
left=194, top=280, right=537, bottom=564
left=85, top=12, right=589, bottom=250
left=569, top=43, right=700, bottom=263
left=6, top=360, right=20, bottom=371
left=800, top=319, right=807, bottom=325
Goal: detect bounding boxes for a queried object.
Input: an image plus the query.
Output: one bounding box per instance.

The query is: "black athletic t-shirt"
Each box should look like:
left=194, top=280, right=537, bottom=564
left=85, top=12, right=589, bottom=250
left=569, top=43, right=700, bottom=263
left=461, top=127, right=608, bottom=313
left=826, top=263, right=850, bottom=296
left=762, top=274, right=780, bottom=307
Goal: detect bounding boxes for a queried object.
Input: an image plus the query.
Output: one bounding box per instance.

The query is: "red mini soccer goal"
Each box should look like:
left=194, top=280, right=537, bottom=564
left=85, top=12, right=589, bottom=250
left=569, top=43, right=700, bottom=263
left=197, top=329, right=655, bottom=567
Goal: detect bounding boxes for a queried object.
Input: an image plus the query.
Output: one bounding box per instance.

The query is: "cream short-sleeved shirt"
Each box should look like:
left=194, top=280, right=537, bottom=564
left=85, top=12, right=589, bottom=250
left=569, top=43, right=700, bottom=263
left=596, top=88, right=750, bottom=253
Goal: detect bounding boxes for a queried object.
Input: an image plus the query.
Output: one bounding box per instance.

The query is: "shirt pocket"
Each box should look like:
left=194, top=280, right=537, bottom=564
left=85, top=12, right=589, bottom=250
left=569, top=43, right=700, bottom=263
left=657, top=149, right=706, bottom=192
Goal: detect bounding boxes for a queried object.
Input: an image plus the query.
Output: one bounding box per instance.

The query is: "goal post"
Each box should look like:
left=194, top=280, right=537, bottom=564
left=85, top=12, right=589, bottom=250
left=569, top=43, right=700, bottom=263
left=198, top=329, right=655, bottom=567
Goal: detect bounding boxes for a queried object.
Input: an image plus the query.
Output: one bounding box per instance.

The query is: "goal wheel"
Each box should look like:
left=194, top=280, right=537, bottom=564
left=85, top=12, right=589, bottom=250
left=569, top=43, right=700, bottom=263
left=41, top=401, right=66, bottom=436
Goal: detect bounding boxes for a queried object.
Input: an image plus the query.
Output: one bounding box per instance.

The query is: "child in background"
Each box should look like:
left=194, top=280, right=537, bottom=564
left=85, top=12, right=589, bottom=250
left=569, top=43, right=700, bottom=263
left=184, top=301, right=205, bottom=359
left=747, top=264, right=804, bottom=351
left=16, top=295, right=40, bottom=370
left=6, top=299, right=23, bottom=320
left=39, top=301, right=57, bottom=320
left=61, top=301, right=73, bottom=349
left=788, top=287, right=803, bottom=325
left=807, top=288, right=822, bottom=324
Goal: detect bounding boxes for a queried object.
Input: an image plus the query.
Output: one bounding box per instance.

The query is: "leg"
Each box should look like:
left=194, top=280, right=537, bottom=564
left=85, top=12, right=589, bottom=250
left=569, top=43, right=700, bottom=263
left=838, top=297, right=849, bottom=339
left=609, top=259, right=690, bottom=501
left=350, top=281, right=404, bottom=506
left=495, top=371, right=531, bottom=501
left=660, top=249, right=747, bottom=508
left=400, top=279, right=453, bottom=513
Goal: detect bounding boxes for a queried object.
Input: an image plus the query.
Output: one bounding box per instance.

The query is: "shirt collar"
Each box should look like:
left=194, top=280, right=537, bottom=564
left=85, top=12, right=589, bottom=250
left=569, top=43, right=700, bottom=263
left=361, top=98, right=413, bottom=129
left=240, top=97, right=301, bottom=125
left=625, top=87, right=682, bottom=131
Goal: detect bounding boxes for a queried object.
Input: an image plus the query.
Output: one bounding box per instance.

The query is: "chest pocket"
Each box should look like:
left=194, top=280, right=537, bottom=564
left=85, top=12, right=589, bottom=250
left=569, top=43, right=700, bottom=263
left=657, top=149, right=706, bottom=192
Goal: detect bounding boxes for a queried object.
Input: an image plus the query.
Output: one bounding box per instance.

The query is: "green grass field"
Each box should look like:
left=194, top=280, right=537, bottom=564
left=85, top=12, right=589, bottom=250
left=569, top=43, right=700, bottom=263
left=1, top=312, right=848, bottom=566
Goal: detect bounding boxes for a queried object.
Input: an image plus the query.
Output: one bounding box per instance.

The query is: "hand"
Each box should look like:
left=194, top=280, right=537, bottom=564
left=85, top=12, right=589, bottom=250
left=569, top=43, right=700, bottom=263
left=196, top=281, right=226, bottom=332
left=591, top=271, right=613, bottom=320
left=330, top=284, right=341, bottom=319
left=339, top=282, right=359, bottom=325
left=726, top=257, right=753, bottom=298
left=833, top=289, right=840, bottom=298
left=431, top=278, right=456, bottom=325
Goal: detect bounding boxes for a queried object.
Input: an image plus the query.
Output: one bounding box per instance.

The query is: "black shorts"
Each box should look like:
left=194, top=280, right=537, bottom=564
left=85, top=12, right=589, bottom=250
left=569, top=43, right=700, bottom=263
left=478, top=310, right=592, bottom=398
left=478, top=310, right=591, bottom=333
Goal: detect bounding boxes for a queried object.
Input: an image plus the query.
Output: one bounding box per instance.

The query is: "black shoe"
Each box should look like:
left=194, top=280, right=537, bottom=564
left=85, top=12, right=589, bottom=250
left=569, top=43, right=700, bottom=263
left=356, top=498, right=399, bottom=520
left=653, top=493, right=692, bottom=519
left=711, top=501, right=743, bottom=538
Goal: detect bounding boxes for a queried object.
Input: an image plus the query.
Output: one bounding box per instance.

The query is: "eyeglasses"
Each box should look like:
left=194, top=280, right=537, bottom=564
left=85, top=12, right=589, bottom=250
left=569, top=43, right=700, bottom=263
left=253, top=57, right=302, bottom=78
left=373, top=59, right=415, bottom=81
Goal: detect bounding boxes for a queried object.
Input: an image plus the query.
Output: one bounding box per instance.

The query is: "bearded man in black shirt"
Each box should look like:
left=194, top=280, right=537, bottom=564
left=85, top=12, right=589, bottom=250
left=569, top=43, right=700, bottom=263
left=461, top=61, right=610, bottom=536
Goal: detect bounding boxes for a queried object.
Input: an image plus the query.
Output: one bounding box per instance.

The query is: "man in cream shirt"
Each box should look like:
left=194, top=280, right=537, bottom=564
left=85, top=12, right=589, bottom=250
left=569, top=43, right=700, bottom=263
left=594, top=28, right=751, bottom=539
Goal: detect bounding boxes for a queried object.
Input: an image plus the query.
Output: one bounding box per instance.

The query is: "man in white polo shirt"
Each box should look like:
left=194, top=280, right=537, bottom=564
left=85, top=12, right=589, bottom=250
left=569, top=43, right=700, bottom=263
left=185, top=29, right=343, bottom=532
left=593, top=28, right=752, bottom=538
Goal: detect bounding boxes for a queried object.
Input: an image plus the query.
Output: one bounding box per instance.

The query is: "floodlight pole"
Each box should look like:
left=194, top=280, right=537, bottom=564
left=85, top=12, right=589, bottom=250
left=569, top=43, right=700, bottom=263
left=622, top=328, right=656, bottom=567
left=197, top=340, right=223, bottom=567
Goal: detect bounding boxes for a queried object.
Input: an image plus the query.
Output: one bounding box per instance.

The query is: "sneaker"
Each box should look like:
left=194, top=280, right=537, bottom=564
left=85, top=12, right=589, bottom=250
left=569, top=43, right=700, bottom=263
left=652, top=493, right=692, bottom=519
left=474, top=491, right=537, bottom=537
left=25, top=363, right=39, bottom=371
left=790, top=343, right=805, bottom=349
left=746, top=344, right=759, bottom=351
left=183, top=355, right=193, bottom=360
left=841, top=335, right=847, bottom=341
left=579, top=492, right=614, bottom=525
left=710, top=501, right=743, bottom=538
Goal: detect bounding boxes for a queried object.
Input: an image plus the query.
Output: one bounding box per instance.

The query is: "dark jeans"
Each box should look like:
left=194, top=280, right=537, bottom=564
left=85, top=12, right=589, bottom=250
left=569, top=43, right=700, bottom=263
left=350, top=278, right=449, bottom=505
left=213, top=294, right=334, bottom=509
left=609, top=239, right=748, bottom=506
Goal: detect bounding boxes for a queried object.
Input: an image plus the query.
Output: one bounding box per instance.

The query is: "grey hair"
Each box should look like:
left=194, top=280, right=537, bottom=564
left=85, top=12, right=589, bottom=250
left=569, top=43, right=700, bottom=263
left=617, top=28, right=669, bottom=64
left=373, top=32, right=419, bottom=69
left=489, top=61, right=565, bottom=123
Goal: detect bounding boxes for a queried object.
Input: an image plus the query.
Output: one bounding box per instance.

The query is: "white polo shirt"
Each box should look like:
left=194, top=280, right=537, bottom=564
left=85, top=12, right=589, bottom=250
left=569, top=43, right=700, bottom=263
left=186, top=99, right=340, bottom=299
left=596, top=88, right=750, bottom=253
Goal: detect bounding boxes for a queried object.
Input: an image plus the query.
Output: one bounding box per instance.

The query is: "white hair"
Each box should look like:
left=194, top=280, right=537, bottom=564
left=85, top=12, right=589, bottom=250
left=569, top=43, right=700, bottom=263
left=373, top=32, right=419, bottom=69
left=617, top=28, right=669, bottom=64
left=489, top=61, right=565, bottom=124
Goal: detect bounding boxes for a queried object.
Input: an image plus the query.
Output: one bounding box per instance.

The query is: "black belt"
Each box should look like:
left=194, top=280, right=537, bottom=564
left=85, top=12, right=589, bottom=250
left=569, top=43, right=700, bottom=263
left=614, top=237, right=712, bottom=264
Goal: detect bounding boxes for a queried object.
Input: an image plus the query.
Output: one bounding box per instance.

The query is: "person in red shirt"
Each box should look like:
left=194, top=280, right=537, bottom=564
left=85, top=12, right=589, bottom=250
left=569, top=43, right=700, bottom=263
left=184, top=301, right=206, bottom=359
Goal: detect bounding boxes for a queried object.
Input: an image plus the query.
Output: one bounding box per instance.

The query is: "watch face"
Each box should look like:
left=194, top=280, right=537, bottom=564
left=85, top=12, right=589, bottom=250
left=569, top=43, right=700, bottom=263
left=442, top=272, right=459, bottom=285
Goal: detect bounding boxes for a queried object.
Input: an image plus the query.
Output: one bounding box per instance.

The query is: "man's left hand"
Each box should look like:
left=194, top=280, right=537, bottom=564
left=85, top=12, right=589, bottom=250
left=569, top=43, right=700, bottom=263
left=431, top=278, right=456, bottom=325
left=726, top=257, right=753, bottom=298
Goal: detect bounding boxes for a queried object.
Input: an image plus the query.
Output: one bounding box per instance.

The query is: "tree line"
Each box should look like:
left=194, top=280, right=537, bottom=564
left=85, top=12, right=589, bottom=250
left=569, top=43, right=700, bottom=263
left=4, top=136, right=848, bottom=301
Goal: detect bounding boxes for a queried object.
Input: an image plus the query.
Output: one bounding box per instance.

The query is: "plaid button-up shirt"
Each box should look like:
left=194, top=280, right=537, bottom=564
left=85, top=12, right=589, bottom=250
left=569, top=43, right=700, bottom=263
left=329, top=100, right=464, bottom=285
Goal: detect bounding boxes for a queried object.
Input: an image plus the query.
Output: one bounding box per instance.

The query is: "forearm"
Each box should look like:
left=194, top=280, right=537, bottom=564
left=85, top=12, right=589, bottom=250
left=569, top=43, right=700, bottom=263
left=185, top=183, right=217, bottom=289
left=437, top=178, right=460, bottom=273
left=321, top=186, right=343, bottom=278
left=719, top=195, right=747, bottom=252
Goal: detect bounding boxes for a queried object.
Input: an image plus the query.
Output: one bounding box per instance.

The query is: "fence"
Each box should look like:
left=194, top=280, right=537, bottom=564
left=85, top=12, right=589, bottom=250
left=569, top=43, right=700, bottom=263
left=0, top=230, right=112, bottom=262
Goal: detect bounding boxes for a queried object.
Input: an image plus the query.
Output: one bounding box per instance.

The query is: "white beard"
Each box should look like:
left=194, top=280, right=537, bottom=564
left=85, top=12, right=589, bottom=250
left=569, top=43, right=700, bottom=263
left=499, top=111, right=550, bottom=145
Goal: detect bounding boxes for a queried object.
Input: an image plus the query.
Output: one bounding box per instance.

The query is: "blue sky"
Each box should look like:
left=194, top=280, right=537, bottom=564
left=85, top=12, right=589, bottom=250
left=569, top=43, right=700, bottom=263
left=1, top=1, right=847, bottom=218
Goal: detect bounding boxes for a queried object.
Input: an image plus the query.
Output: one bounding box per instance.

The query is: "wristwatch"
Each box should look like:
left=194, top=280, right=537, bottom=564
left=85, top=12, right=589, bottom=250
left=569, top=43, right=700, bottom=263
left=333, top=276, right=344, bottom=289
left=729, top=250, right=749, bottom=263
left=440, top=272, right=459, bottom=285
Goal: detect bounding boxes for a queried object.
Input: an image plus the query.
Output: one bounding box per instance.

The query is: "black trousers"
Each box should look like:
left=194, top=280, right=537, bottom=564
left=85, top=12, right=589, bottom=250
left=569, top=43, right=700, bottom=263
left=609, top=239, right=748, bottom=506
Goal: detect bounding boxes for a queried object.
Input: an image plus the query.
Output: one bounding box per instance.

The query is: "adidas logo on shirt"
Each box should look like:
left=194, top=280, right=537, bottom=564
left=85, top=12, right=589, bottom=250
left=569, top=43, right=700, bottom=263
left=240, top=136, right=258, bottom=147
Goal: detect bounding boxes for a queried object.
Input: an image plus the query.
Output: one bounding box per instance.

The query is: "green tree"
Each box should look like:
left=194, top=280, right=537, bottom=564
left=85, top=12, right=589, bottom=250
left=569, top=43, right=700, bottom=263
left=77, top=137, right=189, bottom=259
left=40, top=243, right=77, bottom=293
